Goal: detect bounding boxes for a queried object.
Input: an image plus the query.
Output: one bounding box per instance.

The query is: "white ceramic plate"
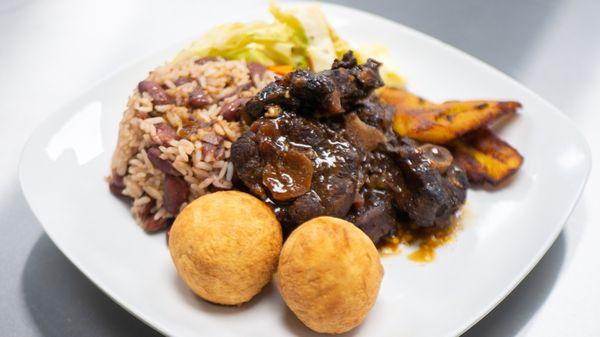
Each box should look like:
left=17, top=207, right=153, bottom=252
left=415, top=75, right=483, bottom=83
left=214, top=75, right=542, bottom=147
left=19, top=3, right=590, bottom=337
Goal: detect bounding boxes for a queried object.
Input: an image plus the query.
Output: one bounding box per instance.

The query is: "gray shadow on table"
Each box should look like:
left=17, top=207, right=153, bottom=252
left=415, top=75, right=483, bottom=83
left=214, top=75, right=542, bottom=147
left=462, top=231, right=567, bottom=337
left=21, top=234, right=163, bottom=337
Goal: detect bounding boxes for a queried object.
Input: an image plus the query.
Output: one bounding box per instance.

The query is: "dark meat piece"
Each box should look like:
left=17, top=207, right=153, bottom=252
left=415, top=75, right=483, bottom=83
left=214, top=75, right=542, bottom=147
left=346, top=190, right=396, bottom=244
left=242, top=51, right=383, bottom=122
left=344, top=113, right=386, bottom=151
left=230, top=132, right=265, bottom=198
left=344, top=149, right=406, bottom=244
left=174, top=77, right=194, bottom=86
left=362, top=151, right=408, bottom=204
left=354, top=95, right=396, bottom=135
left=287, top=191, right=325, bottom=227
left=241, top=81, right=295, bottom=124
left=287, top=70, right=343, bottom=115
left=342, top=96, right=466, bottom=231
left=394, top=138, right=468, bottom=228
left=230, top=51, right=467, bottom=244
left=231, top=113, right=360, bottom=229
left=326, top=53, right=383, bottom=111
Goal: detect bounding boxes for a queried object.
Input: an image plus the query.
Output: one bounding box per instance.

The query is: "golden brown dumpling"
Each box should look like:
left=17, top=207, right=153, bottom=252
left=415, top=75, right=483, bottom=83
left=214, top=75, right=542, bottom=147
left=169, top=191, right=282, bottom=305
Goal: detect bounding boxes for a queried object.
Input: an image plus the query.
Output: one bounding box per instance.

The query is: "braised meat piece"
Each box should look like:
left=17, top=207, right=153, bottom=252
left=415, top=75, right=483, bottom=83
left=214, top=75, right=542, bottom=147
left=232, top=51, right=468, bottom=244
left=344, top=98, right=467, bottom=231
left=231, top=113, right=360, bottom=233
left=344, top=148, right=407, bottom=243
left=344, top=113, right=387, bottom=151
left=242, top=51, right=383, bottom=122
left=230, top=132, right=265, bottom=198
left=346, top=189, right=397, bottom=244
left=394, top=138, right=468, bottom=228
left=354, top=95, right=396, bottom=136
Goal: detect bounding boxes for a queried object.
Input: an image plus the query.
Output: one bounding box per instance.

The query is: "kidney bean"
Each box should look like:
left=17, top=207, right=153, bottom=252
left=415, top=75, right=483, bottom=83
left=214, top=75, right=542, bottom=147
left=140, top=199, right=155, bottom=218
left=138, top=80, right=173, bottom=105
left=163, top=175, right=189, bottom=214
left=200, top=131, right=222, bottom=145
left=188, top=88, right=211, bottom=108
left=247, top=62, right=266, bottom=82
left=247, top=62, right=266, bottom=75
left=142, top=216, right=168, bottom=232
left=219, top=97, right=249, bottom=121
left=135, top=111, right=149, bottom=119
left=146, top=147, right=182, bottom=176
left=174, top=77, right=194, bottom=86
left=155, top=123, right=178, bottom=145
left=108, top=174, right=126, bottom=197
left=214, top=144, right=225, bottom=161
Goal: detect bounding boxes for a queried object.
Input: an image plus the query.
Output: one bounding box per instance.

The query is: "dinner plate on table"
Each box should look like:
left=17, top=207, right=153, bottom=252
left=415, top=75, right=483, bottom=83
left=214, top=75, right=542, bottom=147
left=19, top=2, right=590, bottom=336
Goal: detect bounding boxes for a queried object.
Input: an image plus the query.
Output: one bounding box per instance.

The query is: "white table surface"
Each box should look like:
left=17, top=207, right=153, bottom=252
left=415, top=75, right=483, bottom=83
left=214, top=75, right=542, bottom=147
left=1, top=0, right=598, bottom=336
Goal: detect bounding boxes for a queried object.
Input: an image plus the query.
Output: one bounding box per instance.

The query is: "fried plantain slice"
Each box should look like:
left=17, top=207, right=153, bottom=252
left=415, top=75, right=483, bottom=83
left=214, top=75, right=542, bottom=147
left=378, top=86, right=434, bottom=111
left=378, top=87, right=521, bottom=143
left=449, top=128, right=523, bottom=186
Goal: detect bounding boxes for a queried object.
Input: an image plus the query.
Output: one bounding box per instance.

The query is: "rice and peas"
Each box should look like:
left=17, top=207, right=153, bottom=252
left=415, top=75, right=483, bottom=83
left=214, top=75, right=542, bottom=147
left=109, top=56, right=275, bottom=230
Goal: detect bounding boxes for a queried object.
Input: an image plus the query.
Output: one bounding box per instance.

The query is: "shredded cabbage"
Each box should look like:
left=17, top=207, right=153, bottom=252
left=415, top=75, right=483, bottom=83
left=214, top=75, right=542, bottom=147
left=174, top=2, right=404, bottom=86
left=174, top=21, right=309, bottom=67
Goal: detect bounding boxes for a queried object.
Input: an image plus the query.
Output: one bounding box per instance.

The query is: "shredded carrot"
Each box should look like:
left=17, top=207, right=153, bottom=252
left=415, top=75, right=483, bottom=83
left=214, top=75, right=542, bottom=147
left=268, top=64, right=293, bottom=75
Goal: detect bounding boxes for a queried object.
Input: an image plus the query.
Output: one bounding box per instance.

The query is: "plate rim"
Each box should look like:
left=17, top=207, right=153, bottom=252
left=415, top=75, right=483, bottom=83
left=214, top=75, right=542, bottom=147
left=18, top=2, right=592, bottom=336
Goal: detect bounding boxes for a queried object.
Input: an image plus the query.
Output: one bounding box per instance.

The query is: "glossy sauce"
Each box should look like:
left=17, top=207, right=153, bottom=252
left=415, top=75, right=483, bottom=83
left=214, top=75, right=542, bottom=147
left=380, top=208, right=465, bottom=262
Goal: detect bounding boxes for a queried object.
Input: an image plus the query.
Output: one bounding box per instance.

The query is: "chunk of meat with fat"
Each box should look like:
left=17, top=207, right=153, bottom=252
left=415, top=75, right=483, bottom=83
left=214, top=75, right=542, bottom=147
left=231, top=113, right=360, bottom=229
left=230, top=131, right=266, bottom=198
left=346, top=190, right=397, bottom=244
left=395, top=138, right=468, bottom=228
left=262, top=150, right=314, bottom=201
left=344, top=113, right=386, bottom=151
left=242, top=51, right=383, bottom=122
